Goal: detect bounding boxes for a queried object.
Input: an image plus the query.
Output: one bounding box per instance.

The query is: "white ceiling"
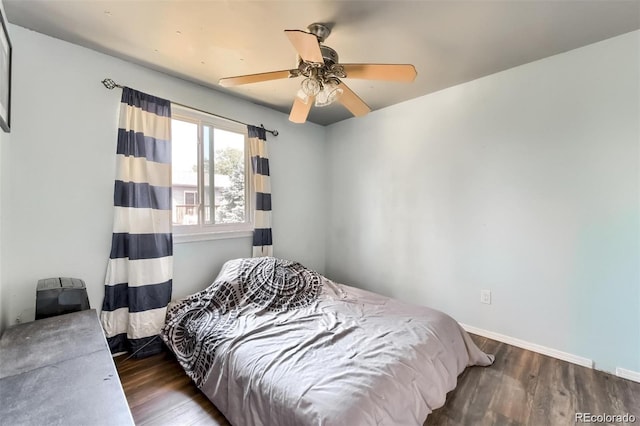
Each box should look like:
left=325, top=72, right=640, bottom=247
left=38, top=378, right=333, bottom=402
left=5, top=1, right=640, bottom=125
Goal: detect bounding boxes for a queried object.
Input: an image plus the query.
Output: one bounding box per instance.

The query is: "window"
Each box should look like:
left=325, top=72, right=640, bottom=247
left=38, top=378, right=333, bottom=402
left=183, top=191, right=197, bottom=206
left=171, top=105, right=252, bottom=241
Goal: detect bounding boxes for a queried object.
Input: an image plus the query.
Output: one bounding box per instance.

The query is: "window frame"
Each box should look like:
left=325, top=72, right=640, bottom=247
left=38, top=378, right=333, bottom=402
left=171, top=105, right=253, bottom=243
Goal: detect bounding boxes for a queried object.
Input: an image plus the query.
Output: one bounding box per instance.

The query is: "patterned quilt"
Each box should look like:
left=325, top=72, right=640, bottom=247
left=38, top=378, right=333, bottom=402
left=161, top=257, right=323, bottom=386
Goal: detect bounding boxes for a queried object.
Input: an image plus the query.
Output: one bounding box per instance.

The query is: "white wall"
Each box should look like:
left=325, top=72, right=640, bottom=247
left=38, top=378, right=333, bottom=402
left=0, top=112, right=6, bottom=335
left=0, top=133, right=3, bottom=333
left=0, top=115, right=7, bottom=335
left=0, top=0, right=9, bottom=335
left=0, top=25, right=326, bottom=325
left=325, top=31, right=639, bottom=373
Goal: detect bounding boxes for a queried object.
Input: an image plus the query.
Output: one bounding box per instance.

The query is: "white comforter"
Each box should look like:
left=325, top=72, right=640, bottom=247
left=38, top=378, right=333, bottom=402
left=162, top=258, right=493, bottom=426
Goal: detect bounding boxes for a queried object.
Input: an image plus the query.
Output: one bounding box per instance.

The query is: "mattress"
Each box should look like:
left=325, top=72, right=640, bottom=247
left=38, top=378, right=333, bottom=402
left=161, top=257, right=494, bottom=425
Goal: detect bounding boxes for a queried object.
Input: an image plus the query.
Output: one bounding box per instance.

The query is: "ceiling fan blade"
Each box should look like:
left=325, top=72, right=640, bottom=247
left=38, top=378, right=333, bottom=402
left=342, top=64, right=417, bottom=82
left=284, top=30, right=324, bottom=64
left=337, top=82, right=371, bottom=117
left=289, top=95, right=315, bottom=123
left=219, top=70, right=293, bottom=87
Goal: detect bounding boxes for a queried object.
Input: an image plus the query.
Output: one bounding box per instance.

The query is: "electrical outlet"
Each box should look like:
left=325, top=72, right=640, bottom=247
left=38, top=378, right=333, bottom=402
left=480, top=289, right=491, bottom=305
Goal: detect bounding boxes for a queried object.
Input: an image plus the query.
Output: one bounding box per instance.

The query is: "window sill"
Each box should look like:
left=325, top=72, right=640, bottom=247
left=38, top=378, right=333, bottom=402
left=173, top=229, right=253, bottom=244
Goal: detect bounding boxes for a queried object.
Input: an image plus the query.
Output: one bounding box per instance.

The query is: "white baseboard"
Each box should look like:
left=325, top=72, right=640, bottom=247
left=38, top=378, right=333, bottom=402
left=615, top=367, right=640, bottom=383
left=460, top=323, right=594, bottom=369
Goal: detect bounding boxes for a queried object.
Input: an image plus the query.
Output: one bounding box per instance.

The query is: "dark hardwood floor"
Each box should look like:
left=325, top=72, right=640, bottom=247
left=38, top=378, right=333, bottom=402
left=115, top=335, right=640, bottom=425
left=115, top=350, right=229, bottom=426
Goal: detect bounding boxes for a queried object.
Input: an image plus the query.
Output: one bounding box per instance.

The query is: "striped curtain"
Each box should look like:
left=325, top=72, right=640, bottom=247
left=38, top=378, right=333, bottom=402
left=101, top=88, right=173, bottom=357
left=248, top=125, right=273, bottom=257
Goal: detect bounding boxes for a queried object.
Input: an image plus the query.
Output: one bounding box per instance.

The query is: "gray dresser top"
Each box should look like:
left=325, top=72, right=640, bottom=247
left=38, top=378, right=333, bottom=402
left=0, top=309, right=135, bottom=426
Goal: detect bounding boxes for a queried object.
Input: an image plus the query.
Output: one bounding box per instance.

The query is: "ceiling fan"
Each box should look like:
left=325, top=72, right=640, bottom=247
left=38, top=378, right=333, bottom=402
left=219, top=23, right=417, bottom=124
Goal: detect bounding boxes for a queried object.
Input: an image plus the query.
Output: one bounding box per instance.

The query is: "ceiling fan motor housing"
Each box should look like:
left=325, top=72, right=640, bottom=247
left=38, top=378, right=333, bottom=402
left=307, top=22, right=331, bottom=42
left=320, top=45, right=339, bottom=67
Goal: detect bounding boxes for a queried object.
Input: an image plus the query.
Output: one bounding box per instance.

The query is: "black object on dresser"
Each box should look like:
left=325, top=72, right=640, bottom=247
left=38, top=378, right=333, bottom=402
left=35, top=277, right=90, bottom=319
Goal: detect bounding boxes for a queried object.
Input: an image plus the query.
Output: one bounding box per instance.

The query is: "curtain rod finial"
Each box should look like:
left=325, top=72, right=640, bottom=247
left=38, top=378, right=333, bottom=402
left=102, top=78, right=118, bottom=89
left=260, top=124, right=278, bottom=137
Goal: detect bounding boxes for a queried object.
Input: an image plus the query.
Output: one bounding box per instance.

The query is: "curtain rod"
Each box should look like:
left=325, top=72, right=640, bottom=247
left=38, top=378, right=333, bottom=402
left=101, top=78, right=279, bottom=137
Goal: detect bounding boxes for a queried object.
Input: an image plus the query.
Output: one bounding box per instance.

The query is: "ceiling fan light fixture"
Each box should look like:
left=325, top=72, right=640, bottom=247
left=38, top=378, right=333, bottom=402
left=301, top=77, right=321, bottom=97
left=315, top=81, right=343, bottom=107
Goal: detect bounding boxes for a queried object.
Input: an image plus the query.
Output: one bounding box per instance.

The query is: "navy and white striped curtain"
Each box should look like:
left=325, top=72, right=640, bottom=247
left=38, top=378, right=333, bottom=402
left=248, top=125, right=273, bottom=257
left=101, top=88, right=173, bottom=357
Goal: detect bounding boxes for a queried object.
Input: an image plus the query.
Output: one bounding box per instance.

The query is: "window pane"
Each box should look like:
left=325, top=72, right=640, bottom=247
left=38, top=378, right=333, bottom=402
left=213, top=128, right=245, bottom=224
left=171, top=119, right=199, bottom=225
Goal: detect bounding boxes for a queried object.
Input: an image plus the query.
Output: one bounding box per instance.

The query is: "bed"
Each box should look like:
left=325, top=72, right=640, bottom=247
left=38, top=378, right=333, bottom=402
left=161, top=257, right=494, bottom=426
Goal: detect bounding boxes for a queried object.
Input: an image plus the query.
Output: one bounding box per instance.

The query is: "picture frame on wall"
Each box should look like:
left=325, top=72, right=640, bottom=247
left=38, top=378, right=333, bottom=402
left=0, top=9, right=11, bottom=133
